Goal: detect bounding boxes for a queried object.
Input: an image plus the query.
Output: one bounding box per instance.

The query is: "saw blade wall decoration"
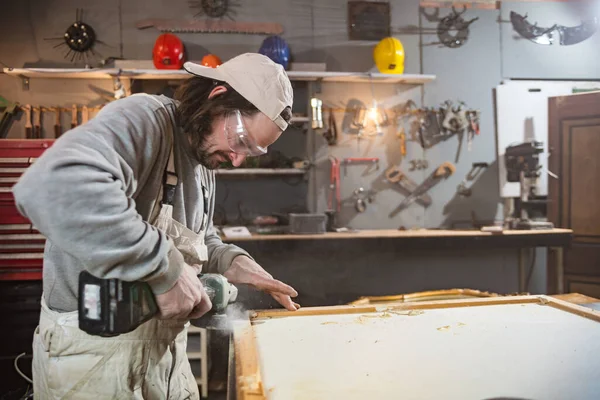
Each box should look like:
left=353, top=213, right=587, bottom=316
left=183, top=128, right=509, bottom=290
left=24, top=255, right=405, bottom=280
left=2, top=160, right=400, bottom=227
left=44, top=8, right=110, bottom=65
left=436, top=6, right=479, bottom=48
left=189, top=0, right=240, bottom=20
left=510, top=11, right=598, bottom=45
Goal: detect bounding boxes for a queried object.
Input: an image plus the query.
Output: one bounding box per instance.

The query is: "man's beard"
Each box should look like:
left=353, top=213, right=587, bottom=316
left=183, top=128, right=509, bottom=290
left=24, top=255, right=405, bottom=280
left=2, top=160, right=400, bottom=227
left=192, top=135, right=229, bottom=170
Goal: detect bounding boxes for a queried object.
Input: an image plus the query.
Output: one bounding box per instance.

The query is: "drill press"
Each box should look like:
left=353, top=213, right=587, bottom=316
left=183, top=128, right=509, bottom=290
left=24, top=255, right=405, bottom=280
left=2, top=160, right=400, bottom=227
left=504, top=141, right=554, bottom=230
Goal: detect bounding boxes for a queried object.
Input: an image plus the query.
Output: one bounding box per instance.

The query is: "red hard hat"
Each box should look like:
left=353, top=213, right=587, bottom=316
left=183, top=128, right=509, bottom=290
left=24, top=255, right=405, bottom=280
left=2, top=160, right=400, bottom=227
left=201, top=54, right=222, bottom=68
left=153, top=33, right=185, bottom=70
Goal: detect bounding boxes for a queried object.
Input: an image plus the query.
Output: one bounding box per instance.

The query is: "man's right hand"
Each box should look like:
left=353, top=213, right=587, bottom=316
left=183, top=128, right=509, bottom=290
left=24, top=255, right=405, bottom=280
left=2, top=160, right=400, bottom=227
left=155, top=263, right=212, bottom=320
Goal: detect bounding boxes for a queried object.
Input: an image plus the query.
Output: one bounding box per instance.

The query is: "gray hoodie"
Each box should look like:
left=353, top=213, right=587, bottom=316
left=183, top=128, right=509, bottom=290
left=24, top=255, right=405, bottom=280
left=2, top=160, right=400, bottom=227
left=12, top=93, right=252, bottom=312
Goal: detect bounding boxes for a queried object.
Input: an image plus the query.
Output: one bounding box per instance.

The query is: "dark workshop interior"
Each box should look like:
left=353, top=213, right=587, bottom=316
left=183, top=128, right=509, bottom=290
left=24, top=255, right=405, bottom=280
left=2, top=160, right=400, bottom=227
left=1, top=0, right=600, bottom=399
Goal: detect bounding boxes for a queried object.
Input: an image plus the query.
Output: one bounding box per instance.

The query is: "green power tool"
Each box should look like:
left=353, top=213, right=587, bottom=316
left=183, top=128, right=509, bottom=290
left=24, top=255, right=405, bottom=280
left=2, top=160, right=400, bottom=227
left=77, top=271, right=238, bottom=337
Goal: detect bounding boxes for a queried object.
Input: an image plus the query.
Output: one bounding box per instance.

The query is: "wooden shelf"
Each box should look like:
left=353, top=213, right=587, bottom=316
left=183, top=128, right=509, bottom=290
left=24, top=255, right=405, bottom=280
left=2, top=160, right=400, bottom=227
left=290, top=116, right=310, bottom=123
left=215, top=168, right=306, bottom=176
left=286, top=71, right=436, bottom=84
left=2, top=67, right=436, bottom=85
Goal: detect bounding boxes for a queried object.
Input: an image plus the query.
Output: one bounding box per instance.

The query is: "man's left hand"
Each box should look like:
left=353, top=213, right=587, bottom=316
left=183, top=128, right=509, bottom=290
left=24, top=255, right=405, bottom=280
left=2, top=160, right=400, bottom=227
left=224, top=256, right=300, bottom=311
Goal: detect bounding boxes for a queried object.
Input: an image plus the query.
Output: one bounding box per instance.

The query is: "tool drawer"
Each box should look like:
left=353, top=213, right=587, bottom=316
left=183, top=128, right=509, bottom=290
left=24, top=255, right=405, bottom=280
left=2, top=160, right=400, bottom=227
left=0, top=140, right=54, bottom=281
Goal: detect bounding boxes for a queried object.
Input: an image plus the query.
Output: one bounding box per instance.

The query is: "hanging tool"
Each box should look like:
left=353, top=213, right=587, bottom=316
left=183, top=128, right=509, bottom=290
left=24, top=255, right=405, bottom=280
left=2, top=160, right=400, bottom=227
left=322, top=109, right=338, bottom=146
left=457, top=162, right=488, bottom=197
left=440, top=101, right=469, bottom=163
left=0, top=97, right=18, bottom=139
left=311, top=98, right=323, bottom=129
left=409, top=159, right=428, bottom=171
left=436, top=6, right=479, bottom=48
left=135, top=18, right=284, bottom=35
left=510, top=11, right=598, bottom=46
left=466, top=110, right=480, bottom=152
left=23, top=105, right=32, bottom=139
left=386, top=166, right=432, bottom=214
left=53, top=107, right=62, bottom=138
left=392, top=162, right=456, bottom=215
left=398, top=129, right=407, bottom=156
left=78, top=271, right=238, bottom=337
left=81, top=105, right=89, bottom=125
left=353, top=187, right=375, bottom=213
left=71, top=104, right=78, bottom=129
left=328, top=156, right=341, bottom=212
left=33, top=106, right=41, bottom=139
left=342, top=157, right=380, bottom=174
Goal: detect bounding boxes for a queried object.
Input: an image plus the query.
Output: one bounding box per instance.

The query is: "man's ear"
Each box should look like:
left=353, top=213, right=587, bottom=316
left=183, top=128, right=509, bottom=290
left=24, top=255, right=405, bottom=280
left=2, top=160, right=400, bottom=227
left=208, top=85, right=228, bottom=99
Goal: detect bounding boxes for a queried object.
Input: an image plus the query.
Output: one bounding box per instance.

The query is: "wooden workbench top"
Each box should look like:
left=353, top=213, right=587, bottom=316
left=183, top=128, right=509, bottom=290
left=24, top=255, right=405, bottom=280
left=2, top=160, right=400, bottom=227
left=222, top=228, right=573, bottom=242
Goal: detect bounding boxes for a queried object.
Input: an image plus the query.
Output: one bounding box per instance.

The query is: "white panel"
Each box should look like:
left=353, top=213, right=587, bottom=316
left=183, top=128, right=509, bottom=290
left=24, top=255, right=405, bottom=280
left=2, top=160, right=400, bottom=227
left=251, top=302, right=600, bottom=399
left=496, top=80, right=600, bottom=198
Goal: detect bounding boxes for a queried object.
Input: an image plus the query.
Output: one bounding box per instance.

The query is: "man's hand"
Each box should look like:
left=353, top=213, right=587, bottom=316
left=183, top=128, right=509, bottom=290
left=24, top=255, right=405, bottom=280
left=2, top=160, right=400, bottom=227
left=224, top=256, right=300, bottom=311
left=155, top=263, right=213, bottom=320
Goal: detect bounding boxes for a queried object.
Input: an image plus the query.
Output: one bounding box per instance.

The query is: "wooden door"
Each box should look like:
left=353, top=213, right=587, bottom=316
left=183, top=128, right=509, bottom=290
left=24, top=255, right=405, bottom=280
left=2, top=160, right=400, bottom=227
left=548, top=91, right=600, bottom=297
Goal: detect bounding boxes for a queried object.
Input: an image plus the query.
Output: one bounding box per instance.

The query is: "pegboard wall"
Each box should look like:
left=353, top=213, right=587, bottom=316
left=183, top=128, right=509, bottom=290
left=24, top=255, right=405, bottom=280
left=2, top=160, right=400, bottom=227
left=1, top=0, right=599, bottom=230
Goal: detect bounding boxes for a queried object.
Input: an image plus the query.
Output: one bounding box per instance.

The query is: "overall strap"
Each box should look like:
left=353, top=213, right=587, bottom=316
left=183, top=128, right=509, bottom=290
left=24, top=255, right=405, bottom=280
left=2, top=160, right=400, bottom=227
left=162, top=144, right=178, bottom=206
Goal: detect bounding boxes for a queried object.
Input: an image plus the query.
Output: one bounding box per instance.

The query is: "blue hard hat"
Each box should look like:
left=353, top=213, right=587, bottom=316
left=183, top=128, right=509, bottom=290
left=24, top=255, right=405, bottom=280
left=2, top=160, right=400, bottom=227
left=258, top=36, right=290, bottom=70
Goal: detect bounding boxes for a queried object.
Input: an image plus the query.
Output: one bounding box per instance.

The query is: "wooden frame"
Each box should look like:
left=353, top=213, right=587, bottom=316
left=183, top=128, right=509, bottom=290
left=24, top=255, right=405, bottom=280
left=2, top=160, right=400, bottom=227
left=347, top=288, right=503, bottom=305
left=233, top=295, right=600, bottom=399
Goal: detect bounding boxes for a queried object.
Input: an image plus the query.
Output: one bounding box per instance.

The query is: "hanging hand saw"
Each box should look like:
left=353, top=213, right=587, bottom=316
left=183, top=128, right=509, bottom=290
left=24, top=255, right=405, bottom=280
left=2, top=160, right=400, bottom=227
left=386, top=166, right=432, bottom=218
left=391, top=162, right=456, bottom=214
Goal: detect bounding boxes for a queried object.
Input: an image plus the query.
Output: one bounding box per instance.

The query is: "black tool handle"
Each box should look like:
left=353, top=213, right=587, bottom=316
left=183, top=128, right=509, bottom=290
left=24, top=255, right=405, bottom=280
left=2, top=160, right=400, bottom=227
left=78, top=271, right=158, bottom=337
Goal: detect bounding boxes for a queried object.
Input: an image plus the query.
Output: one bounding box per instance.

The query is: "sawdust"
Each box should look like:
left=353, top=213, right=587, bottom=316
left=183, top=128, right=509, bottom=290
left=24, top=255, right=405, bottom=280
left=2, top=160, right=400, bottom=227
left=355, top=311, right=395, bottom=324
left=353, top=309, right=424, bottom=324
left=538, top=296, right=550, bottom=305
left=388, top=309, right=425, bottom=316
left=438, top=322, right=466, bottom=332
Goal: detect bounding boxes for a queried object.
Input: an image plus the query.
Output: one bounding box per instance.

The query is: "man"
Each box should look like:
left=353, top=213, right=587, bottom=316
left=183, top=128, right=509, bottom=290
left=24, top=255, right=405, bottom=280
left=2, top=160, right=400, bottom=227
left=12, top=53, right=299, bottom=399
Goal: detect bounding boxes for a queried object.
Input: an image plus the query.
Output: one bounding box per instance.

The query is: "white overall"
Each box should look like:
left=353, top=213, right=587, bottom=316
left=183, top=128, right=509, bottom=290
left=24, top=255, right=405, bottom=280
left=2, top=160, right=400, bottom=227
left=32, top=110, right=210, bottom=399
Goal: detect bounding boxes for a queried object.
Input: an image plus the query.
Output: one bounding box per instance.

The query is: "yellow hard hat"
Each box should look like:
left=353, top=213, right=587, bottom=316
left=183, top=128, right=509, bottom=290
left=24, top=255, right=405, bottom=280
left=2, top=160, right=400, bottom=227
left=373, top=37, right=405, bottom=74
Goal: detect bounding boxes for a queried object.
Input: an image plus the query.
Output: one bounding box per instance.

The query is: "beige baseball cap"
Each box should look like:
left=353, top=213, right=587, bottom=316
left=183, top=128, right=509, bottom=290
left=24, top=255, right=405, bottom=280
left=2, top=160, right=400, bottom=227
left=183, top=53, right=294, bottom=131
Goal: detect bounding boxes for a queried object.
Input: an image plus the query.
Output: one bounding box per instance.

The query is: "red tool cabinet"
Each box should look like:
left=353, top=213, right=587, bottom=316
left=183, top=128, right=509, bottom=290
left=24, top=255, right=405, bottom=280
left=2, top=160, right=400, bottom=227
left=0, top=140, right=54, bottom=281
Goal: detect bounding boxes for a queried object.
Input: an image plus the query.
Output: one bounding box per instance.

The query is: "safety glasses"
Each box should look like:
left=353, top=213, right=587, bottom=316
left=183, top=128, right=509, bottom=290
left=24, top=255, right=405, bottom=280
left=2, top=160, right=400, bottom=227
left=223, top=110, right=268, bottom=157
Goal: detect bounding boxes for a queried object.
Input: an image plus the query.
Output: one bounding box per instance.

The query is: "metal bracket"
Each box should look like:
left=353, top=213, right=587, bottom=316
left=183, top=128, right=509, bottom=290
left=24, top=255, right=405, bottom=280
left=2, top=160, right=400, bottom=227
left=20, top=75, right=30, bottom=91
left=315, top=78, right=322, bottom=94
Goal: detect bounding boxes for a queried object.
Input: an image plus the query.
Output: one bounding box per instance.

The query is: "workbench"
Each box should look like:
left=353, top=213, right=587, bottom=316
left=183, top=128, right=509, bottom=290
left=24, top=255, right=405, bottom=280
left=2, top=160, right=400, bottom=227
left=222, top=228, right=573, bottom=295
left=226, top=292, right=599, bottom=400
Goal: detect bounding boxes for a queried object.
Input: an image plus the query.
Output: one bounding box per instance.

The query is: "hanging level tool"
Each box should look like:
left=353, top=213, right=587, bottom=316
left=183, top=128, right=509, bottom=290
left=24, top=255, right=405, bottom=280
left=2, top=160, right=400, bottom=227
left=342, top=157, right=380, bottom=174
left=392, top=162, right=456, bottom=215
left=135, top=18, right=284, bottom=35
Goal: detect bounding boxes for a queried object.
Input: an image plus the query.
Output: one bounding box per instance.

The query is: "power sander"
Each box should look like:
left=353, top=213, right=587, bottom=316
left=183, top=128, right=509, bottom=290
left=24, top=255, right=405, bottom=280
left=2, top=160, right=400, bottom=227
left=77, top=271, right=238, bottom=337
